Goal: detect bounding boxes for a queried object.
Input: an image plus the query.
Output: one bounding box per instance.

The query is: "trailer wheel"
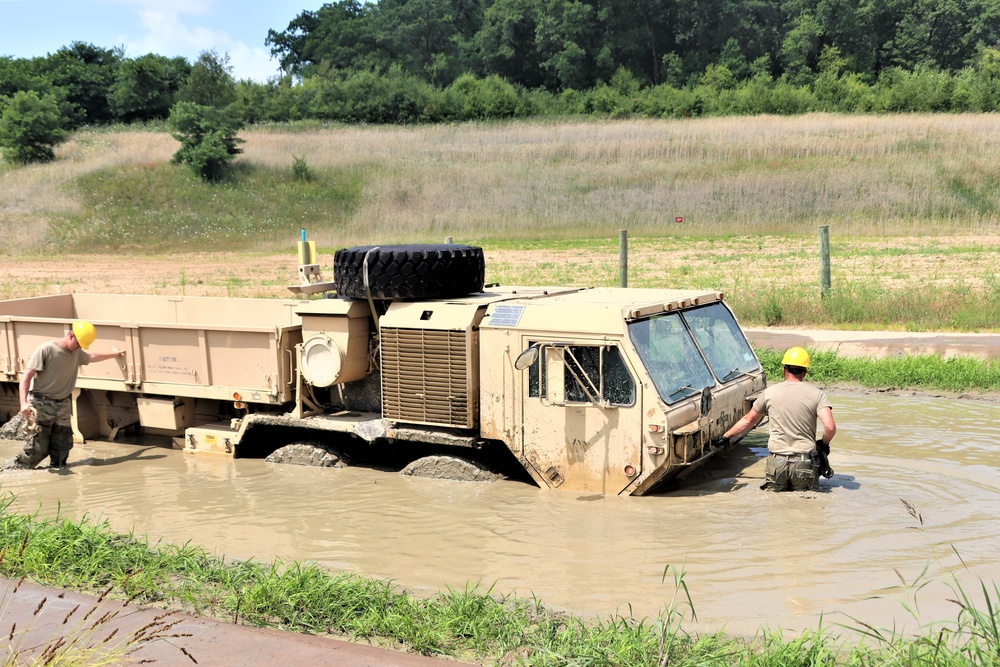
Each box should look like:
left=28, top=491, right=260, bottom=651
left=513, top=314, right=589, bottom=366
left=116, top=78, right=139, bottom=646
left=333, top=244, right=485, bottom=300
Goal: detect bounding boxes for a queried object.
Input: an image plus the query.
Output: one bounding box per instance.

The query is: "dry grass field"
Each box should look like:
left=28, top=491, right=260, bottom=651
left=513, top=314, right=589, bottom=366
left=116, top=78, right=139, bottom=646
left=1, top=114, right=999, bottom=329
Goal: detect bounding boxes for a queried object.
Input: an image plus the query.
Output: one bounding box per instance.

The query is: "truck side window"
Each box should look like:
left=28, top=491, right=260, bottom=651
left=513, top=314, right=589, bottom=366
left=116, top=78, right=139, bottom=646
left=527, top=344, right=635, bottom=407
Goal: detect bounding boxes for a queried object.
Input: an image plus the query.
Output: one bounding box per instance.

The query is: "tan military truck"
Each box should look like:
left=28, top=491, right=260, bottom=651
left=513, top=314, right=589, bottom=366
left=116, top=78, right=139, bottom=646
left=0, top=244, right=765, bottom=496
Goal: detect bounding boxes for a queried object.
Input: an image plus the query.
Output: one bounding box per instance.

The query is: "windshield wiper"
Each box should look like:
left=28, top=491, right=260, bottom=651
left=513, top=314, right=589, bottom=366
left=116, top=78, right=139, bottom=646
left=669, top=384, right=697, bottom=399
left=721, top=367, right=754, bottom=382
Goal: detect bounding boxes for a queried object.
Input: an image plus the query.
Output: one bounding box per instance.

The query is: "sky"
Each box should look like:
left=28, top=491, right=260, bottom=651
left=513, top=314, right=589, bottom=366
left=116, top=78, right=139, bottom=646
left=0, top=0, right=326, bottom=81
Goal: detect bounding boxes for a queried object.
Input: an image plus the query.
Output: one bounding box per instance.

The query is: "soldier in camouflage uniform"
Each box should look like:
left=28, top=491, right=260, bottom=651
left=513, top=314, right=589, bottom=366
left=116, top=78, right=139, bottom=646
left=14, top=321, right=126, bottom=469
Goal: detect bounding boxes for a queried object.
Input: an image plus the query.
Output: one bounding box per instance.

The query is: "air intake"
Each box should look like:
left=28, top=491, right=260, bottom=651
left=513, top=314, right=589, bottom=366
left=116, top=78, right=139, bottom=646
left=381, top=328, right=476, bottom=429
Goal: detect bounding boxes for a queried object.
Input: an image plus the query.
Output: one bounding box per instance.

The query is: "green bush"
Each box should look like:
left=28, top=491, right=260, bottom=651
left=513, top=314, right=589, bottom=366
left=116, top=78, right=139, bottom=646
left=0, top=90, right=68, bottom=164
left=168, top=101, right=244, bottom=181
left=443, top=74, right=532, bottom=120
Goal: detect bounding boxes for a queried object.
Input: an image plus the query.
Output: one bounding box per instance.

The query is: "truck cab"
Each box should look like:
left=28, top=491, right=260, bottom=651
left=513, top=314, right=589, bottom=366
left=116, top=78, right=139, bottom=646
left=479, top=287, right=765, bottom=495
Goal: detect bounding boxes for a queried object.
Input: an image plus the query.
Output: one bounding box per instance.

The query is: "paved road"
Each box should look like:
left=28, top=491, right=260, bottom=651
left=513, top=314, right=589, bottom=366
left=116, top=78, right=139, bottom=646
left=0, top=578, right=475, bottom=667
left=745, top=328, right=1000, bottom=360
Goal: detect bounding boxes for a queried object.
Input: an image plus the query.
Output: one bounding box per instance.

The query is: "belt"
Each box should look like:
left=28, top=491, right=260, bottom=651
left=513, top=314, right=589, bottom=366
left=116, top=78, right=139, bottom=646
left=29, top=392, right=69, bottom=403
left=769, top=452, right=810, bottom=462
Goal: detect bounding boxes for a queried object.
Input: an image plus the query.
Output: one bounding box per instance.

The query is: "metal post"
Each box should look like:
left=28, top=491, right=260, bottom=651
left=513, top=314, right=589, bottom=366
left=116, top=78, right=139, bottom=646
left=619, top=229, right=628, bottom=288
left=819, top=225, right=831, bottom=298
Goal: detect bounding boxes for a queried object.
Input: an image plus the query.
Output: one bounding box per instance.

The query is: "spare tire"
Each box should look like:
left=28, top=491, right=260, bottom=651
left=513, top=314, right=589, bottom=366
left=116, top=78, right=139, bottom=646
left=333, top=244, right=485, bottom=300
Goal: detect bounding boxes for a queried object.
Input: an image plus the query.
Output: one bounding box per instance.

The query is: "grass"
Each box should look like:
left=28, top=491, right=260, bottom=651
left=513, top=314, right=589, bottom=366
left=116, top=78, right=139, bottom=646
left=2, top=115, right=1000, bottom=331
left=0, top=496, right=999, bottom=665
left=756, top=348, right=1000, bottom=393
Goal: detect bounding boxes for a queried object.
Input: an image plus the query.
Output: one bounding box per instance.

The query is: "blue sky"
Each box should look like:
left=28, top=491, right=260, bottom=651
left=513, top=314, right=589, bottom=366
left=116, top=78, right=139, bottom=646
left=0, top=0, right=325, bottom=81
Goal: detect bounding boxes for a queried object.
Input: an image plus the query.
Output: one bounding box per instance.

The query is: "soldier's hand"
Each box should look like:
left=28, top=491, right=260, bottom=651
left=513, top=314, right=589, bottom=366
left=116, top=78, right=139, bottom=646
left=815, top=438, right=830, bottom=454
left=712, top=435, right=732, bottom=448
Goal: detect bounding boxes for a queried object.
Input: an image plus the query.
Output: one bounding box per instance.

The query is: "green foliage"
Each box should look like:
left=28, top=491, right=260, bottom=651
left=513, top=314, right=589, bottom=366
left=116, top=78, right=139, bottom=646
left=291, top=154, right=312, bottom=181
left=168, top=101, right=245, bottom=181
left=0, top=90, right=67, bottom=164
left=110, top=53, right=190, bottom=122
left=178, top=50, right=237, bottom=107
left=755, top=347, right=1000, bottom=393
left=443, top=73, right=531, bottom=119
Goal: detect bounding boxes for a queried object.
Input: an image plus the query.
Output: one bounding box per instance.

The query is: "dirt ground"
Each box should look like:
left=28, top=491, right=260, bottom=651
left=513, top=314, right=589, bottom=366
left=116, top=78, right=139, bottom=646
left=3, top=232, right=1000, bottom=301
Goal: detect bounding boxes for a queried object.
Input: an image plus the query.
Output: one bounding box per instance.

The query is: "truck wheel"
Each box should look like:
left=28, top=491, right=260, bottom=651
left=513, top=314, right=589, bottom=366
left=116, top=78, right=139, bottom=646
left=333, top=244, right=485, bottom=300
left=400, top=455, right=501, bottom=482
left=265, top=442, right=350, bottom=468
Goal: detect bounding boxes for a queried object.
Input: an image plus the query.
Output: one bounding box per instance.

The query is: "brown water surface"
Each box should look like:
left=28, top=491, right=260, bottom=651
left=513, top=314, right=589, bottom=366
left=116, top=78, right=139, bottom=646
left=1, top=392, right=998, bottom=636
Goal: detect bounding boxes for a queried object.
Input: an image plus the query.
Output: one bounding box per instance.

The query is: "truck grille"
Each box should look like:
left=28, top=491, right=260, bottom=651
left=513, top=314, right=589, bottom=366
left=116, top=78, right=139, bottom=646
left=380, top=328, right=474, bottom=429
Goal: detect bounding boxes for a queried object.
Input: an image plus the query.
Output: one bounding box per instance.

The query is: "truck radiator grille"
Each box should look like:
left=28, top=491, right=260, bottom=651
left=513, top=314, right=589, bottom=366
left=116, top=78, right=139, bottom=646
left=381, top=328, right=473, bottom=429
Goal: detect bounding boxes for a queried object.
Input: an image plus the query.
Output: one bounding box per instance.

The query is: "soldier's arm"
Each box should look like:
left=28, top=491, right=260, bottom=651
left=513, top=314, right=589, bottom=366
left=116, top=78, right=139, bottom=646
left=818, top=406, right=836, bottom=445
left=19, top=368, right=36, bottom=415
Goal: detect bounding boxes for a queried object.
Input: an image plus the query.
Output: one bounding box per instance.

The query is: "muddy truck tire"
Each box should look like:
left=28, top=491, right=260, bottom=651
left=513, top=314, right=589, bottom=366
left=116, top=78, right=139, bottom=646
left=265, top=442, right=350, bottom=468
left=333, top=244, right=485, bottom=300
left=400, top=455, right=502, bottom=482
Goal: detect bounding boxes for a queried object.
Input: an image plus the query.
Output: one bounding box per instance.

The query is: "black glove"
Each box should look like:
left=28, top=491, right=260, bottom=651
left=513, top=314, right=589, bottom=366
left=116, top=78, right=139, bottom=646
left=712, top=435, right=731, bottom=448
left=815, top=438, right=830, bottom=455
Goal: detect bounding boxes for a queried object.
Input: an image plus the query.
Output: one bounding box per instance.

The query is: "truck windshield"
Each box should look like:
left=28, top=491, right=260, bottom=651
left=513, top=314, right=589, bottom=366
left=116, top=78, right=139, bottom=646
left=681, top=302, right=761, bottom=383
left=627, top=313, right=715, bottom=405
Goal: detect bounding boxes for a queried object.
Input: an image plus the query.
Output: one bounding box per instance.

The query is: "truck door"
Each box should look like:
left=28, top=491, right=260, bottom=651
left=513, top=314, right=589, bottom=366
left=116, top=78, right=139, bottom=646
left=520, top=340, right=641, bottom=494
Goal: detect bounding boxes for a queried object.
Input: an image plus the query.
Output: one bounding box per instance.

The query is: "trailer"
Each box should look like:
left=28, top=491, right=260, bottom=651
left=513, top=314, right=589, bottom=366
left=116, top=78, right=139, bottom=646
left=0, top=244, right=765, bottom=495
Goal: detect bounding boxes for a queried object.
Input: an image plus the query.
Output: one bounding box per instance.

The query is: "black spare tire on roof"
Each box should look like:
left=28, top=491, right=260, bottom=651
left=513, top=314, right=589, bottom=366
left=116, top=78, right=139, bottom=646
left=333, top=244, right=485, bottom=300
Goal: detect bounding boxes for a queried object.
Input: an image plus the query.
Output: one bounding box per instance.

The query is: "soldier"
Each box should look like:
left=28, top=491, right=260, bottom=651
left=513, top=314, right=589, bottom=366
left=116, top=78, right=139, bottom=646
left=14, top=321, right=126, bottom=469
left=719, top=346, right=836, bottom=492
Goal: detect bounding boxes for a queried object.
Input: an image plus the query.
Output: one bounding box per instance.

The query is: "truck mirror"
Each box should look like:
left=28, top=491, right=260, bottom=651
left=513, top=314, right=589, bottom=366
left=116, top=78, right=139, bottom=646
left=514, top=345, right=539, bottom=370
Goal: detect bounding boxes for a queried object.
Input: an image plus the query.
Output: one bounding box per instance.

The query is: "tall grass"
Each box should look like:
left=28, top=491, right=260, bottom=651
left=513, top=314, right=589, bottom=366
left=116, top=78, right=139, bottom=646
left=4, top=114, right=1000, bottom=255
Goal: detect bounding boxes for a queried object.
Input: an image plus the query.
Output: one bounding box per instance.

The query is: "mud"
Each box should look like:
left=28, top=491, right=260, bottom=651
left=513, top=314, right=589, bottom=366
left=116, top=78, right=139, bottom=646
left=0, top=390, right=997, bottom=638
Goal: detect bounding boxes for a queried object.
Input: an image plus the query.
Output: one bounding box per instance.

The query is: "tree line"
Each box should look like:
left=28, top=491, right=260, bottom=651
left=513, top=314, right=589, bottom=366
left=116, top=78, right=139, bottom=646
left=265, top=0, right=1000, bottom=91
left=3, top=0, right=1000, bottom=170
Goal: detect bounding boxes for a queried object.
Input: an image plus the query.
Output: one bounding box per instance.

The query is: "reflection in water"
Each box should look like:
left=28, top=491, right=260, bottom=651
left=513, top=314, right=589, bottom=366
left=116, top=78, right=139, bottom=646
left=1, top=392, right=999, bottom=636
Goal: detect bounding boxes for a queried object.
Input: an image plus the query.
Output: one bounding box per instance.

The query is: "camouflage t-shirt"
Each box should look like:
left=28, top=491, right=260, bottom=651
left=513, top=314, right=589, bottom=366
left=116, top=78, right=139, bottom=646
left=27, top=341, right=90, bottom=400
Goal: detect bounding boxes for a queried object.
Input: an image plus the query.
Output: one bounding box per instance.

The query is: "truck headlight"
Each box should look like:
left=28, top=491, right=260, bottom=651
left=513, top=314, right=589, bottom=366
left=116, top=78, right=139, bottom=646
left=301, top=334, right=344, bottom=387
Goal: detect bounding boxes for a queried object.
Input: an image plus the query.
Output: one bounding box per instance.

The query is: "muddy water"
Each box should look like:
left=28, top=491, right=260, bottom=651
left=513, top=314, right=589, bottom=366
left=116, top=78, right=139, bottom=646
left=2, top=392, right=999, bottom=637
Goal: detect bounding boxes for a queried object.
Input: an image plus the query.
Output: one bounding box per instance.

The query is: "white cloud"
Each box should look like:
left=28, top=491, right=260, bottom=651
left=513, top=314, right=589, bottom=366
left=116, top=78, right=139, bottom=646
left=108, top=0, right=279, bottom=81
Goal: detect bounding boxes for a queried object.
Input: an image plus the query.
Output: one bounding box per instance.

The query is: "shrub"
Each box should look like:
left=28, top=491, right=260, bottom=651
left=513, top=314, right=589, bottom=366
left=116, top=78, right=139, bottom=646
left=0, top=90, right=68, bottom=164
left=168, top=101, right=244, bottom=181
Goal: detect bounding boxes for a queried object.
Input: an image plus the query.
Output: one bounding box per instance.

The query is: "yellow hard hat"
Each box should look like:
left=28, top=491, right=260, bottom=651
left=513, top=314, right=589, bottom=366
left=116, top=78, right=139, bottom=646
left=781, top=346, right=811, bottom=368
left=72, top=321, right=96, bottom=350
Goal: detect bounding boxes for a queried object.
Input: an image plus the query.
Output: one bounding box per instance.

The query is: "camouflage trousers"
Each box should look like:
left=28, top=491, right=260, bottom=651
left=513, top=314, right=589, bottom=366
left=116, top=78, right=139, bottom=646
left=761, top=453, right=819, bottom=492
left=17, top=393, right=73, bottom=469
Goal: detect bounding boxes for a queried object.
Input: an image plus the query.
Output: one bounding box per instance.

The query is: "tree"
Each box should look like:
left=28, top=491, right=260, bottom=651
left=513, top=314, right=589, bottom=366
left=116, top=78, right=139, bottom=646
left=168, top=102, right=244, bottom=182
left=0, top=90, right=68, bottom=164
left=179, top=50, right=237, bottom=107
left=44, top=42, right=119, bottom=126
left=472, top=0, right=545, bottom=88
left=266, top=1, right=380, bottom=76
left=110, top=54, right=190, bottom=122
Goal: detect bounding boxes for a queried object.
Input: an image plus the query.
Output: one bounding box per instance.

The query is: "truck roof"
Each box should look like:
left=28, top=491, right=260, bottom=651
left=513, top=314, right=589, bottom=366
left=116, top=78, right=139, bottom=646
left=479, top=286, right=724, bottom=336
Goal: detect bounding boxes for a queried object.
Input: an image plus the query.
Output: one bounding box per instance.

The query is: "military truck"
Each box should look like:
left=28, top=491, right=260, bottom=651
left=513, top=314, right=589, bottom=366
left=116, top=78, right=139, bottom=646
left=0, top=244, right=765, bottom=496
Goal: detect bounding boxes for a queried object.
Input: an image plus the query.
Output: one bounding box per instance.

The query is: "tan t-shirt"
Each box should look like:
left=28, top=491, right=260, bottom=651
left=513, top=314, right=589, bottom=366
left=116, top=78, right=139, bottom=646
left=752, top=381, right=831, bottom=454
left=27, top=340, right=90, bottom=400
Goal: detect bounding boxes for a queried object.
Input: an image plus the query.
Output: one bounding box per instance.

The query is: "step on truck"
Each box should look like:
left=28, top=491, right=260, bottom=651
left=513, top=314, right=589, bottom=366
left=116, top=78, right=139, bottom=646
left=0, top=244, right=765, bottom=496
